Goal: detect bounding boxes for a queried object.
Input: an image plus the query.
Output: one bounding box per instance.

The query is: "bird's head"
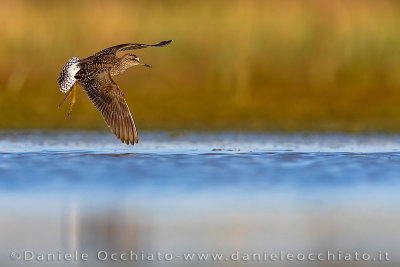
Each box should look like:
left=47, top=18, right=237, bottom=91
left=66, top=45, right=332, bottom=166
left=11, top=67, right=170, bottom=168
left=122, top=54, right=152, bottom=68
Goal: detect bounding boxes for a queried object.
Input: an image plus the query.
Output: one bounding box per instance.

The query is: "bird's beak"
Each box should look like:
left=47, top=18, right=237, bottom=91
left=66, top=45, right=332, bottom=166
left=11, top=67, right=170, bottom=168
left=140, top=62, right=152, bottom=68
left=134, top=58, right=152, bottom=68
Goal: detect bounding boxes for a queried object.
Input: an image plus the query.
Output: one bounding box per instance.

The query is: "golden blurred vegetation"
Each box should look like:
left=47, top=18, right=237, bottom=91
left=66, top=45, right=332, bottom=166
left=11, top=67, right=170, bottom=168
left=1, top=0, right=400, bottom=132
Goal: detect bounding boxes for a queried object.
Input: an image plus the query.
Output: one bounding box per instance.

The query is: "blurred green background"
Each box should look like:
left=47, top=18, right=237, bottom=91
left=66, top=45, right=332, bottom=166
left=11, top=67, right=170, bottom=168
left=1, top=0, right=400, bottom=132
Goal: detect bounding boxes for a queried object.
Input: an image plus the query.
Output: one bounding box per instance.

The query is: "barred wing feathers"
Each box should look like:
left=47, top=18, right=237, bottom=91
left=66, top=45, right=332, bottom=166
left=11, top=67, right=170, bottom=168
left=82, top=72, right=138, bottom=145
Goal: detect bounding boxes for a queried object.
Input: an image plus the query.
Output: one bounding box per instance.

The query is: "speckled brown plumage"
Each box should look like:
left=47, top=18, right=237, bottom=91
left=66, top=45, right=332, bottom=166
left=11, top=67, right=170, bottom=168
left=58, top=40, right=172, bottom=145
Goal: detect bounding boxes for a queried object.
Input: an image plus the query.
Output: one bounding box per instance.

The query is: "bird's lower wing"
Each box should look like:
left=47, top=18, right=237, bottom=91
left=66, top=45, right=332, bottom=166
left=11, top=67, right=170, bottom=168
left=82, top=72, right=138, bottom=145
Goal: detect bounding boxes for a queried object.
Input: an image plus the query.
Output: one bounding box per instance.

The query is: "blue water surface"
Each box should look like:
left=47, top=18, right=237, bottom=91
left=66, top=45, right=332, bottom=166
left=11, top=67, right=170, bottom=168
left=0, top=131, right=399, bottom=194
left=1, top=131, right=400, bottom=267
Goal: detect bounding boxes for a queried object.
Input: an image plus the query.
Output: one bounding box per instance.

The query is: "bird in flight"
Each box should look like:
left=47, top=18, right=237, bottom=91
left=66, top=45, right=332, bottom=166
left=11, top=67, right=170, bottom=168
left=58, top=40, right=172, bottom=145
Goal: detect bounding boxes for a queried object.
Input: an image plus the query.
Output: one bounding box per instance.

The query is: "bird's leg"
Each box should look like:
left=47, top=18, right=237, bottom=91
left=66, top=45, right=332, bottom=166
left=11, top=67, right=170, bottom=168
left=67, top=83, right=77, bottom=117
left=58, top=87, right=73, bottom=108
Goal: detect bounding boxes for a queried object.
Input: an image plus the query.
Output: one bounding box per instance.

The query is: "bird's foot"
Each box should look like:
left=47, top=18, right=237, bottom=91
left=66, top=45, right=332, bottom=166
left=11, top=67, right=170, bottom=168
left=58, top=88, right=73, bottom=108
left=67, top=83, right=77, bottom=117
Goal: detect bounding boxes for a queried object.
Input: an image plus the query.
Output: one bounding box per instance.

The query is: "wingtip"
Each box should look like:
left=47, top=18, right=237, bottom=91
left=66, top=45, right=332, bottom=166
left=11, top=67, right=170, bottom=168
left=126, top=139, right=137, bottom=146
left=159, top=40, right=172, bottom=46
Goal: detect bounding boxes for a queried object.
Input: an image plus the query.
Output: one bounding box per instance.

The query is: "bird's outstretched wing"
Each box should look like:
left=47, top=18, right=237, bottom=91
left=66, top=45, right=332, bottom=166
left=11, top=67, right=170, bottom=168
left=82, top=71, right=138, bottom=145
left=94, top=40, right=172, bottom=56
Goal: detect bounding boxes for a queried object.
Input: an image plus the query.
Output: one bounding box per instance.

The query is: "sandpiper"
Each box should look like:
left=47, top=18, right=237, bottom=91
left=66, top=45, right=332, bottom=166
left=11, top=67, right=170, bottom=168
left=58, top=40, right=172, bottom=145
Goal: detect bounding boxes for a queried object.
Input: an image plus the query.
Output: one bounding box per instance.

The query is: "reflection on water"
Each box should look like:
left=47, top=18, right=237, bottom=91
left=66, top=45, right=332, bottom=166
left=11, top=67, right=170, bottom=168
left=0, top=131, right=399, bottom=266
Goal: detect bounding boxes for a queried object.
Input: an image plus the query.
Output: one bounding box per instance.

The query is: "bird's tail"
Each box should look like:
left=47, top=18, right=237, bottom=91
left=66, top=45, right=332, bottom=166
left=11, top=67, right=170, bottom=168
left=58, top=56, right=80, bottom=93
